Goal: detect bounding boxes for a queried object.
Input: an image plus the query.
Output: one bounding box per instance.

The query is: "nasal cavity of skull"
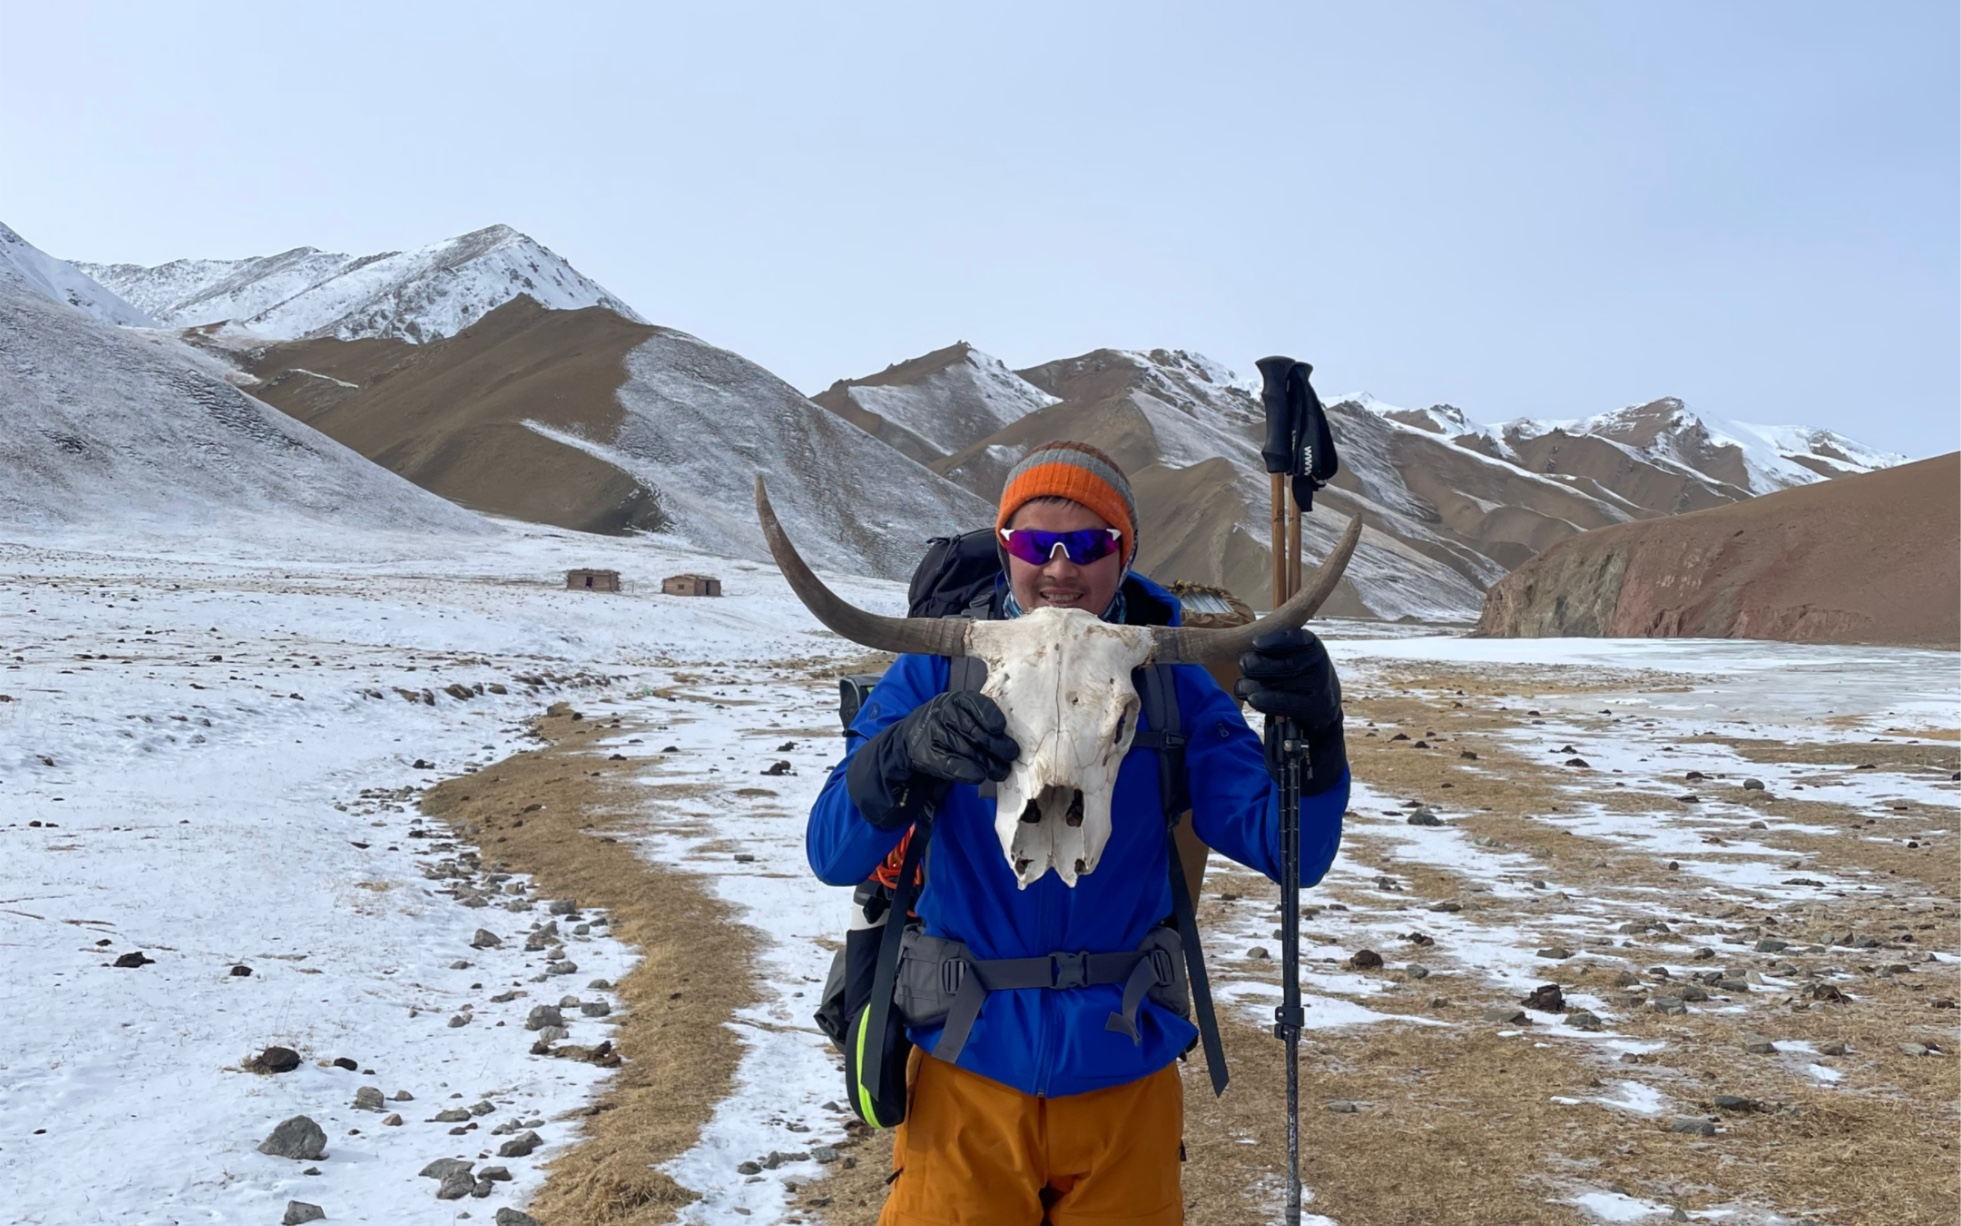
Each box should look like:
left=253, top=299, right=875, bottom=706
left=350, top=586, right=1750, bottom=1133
left=1065, top=789, right=1085, bottom=828
left=1019, top=798, right=1042, bottom=825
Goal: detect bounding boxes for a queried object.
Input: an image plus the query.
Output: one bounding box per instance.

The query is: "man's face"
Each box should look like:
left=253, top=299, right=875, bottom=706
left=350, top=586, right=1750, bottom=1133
left=1005, top=500, right=1125, bottom=615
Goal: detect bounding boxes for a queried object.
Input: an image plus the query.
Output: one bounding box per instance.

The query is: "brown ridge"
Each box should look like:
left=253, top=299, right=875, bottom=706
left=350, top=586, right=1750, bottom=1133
left=1478, top=451, right=1960, bottom=647
left=245, top=297, right=668, bottom=535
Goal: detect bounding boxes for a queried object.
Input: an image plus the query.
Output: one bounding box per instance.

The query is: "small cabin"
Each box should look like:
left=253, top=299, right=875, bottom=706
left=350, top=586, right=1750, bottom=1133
left=566, top=568, right=622, bottom=593
left=662, top=573, right=722, bottom=597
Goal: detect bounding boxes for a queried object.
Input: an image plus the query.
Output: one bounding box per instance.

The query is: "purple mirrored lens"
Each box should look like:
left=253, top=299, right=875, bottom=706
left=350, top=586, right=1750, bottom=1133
left=998, top=528, right=1121, bottom=567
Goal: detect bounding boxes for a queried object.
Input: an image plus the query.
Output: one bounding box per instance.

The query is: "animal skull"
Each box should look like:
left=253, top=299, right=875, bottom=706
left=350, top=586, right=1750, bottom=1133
left=970, top=610, right=1151, bottom=887
left=752, top=476, right=1360, bottom=888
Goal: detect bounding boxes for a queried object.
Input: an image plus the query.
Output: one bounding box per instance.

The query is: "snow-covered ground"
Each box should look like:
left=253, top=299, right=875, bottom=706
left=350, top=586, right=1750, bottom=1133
left=6, top=513, right=1953, bottom=1226
left=0, top=521, right=884, bottom=1225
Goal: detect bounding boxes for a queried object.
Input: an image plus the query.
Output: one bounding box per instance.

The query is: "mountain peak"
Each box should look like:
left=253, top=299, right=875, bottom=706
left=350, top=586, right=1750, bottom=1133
left=0, top=221, right=156, bottom=327
left=75, top=226, right=643, bottom=344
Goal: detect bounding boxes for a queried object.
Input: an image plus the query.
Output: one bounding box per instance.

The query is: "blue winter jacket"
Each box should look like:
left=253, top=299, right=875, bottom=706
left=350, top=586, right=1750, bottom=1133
left=805, top=574, right=1347, bottom=1098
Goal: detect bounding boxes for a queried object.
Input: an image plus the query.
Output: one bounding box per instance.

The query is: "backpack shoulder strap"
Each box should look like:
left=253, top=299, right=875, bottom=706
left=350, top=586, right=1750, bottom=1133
left=1133, top=663, right=1228, bottom=1097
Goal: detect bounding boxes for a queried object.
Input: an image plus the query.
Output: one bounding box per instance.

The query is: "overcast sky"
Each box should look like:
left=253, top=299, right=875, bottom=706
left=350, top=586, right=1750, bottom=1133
left=4, top=2, right=1954, bottom=457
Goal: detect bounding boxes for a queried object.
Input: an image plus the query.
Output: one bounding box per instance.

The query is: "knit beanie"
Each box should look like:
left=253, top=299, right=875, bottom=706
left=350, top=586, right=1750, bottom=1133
left=996, top=441, right=1139, bottom=566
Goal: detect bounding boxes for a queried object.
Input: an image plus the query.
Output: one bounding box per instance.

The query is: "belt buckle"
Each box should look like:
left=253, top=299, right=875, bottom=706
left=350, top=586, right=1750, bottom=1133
left=941, top=959, right=966, bottom=996
left=1050, top=951, right=1089, bottom=990
left=1150, top=947, right=1175, bottom=986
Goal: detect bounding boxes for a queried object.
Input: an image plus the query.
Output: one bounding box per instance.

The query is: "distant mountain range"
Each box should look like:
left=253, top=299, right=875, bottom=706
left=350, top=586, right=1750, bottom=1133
left=1, top=218, right=1916, bottom=618
left=75, top=224, right=640, bottom=343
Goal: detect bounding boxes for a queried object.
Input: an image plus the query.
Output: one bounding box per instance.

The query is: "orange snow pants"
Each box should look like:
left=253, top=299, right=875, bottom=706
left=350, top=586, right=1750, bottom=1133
left=879, top=1050, right=1184, bottom=1225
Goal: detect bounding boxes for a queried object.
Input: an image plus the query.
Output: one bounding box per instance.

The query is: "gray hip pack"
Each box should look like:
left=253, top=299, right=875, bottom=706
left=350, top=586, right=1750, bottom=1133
left=892, top=923, right=1191, bottom=1065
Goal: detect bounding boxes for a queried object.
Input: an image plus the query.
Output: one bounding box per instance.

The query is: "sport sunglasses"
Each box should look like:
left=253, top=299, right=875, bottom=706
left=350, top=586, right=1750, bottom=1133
left=998, top=527, right=1123, bottom=567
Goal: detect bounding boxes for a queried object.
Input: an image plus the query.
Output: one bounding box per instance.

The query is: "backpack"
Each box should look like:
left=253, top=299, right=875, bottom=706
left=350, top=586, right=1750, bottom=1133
left=814, top=536, right=1229, bottom=1126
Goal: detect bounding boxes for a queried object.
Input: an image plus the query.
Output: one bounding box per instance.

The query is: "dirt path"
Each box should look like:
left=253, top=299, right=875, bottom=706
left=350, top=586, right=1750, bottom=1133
left=422, top=703, right=759, bottom=1224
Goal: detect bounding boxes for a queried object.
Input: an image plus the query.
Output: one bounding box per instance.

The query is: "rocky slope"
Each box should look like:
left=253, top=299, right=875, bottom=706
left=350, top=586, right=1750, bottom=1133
left=235, top=299, right=992, bottom=579
left=1475, top=452, right=1958, bottom=647
left=0, top=273, right=485, bottom=537
left=77, top=224, right=641, bottom=343
left=810, top=342, right=1058, bottom=466
left=815, top=345, right=1905, bottom=621
left=1, top=221, right=155, bottom=327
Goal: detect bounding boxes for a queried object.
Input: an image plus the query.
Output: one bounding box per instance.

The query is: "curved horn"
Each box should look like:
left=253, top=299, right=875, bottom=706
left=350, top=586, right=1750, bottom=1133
left=755, top=476, right=970, bottom=658
left=1148, top=514, right=1363, bottom=664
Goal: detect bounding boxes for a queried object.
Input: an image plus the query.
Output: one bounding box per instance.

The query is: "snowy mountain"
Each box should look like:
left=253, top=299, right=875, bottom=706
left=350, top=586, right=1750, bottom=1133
left=0, top=222, right=155, bottom=327
left=923, top=347, right=1511, bottom=621
left=820, top=349, right=1906, bottom=621
left=235, top=298, right=995, bottom=580
left=76, top=224, right=643, bottom=344
left=0, top=276, right=487, bottom=536
left=1494, top=398, right=1902, bottom=499
left=811, top=342, right=1058, bottom=466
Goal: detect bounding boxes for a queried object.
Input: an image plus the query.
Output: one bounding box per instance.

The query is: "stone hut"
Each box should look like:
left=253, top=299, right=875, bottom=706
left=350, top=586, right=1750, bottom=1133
left=566, top=568, right=622, bottom=593
left=661, top=573, right=722, bottom=597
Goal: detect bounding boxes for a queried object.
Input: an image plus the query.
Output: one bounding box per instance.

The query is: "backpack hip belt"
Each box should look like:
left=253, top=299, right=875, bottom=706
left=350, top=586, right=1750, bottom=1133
left=893, top=925, right=1190, bottom=1065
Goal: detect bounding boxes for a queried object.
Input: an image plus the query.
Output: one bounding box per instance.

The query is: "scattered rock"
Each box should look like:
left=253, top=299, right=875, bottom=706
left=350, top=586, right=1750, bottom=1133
left=763, top=760, right=794, bottom=775
left=437, top=1171, right=476, bottom=1200
left=258, top=1116, right=328, bottom=1161
left=1566, top=1010, right=1604, bottom=1032
left=1712, top=1094, right=1760, bottom=1112
left=382, top=1114, right=403, bottom=1127
left=1405, top=808, right=1442, bottom=827
left=1899, top=1042, right=1933, bottom=1057
left=112, top=951, right=153, bottom=968
left=1535, top=947, right=1573, bottom=960
left=1349, top=949, right=1383, bottom=970
left=1428, top=900, right=1462, bottom=913
left=548, top=899, right=578, bottom=916
left=1324, top=1100, right=1361, bottom=1113
left=1651, top=997, right=1687, bottom=1015
left=495, top=1209, right=540, bottom=1226
left=546, top=960, right=579, bottom=976
left=1743, top=778, right=1765, bottom=791
left=812, top=1144, right=841, bottom=1163
left=331, top=1057, right=357, bottom=1072
left=1564, top=758, right=1590, bottom=768
left=1520, top=983, right=1566, bottom=1013
left=434, top=1109, right=472, bottom=1123
left=1810, top=984, right=1850, bottom=1004
left=1668, top=1116, right=1717, bottom=1136
left=1743, top=1035, right=1777, bottom=1055
left=1482, top=1007, right=1529, bottom=1024
left=470, top=929, right=503, bottom=949
left=230, top=964, right=253, bottom=977
left=498, top=1130, right=544, bottom=1158
left=737, top=1160, right=762, bottom=1175
left=525, top=1005, right=563, bottom=1032
left=1818, top=1040, right=1848, bottom=1056
left=352, top=1086, right=384, bottom=1111
left=580, top=1001, right=611, bottom=1017
left=245, top=1045, right=302, bottom=1075
left=1459, top=750, right=1478, bottom=760
left=1246, top=946, right=1270, bottom=961
left=282, top=1203, right=326, bottom=1225
left=1754, top=938, right=1788, bottom=953
left=393, top=1090, right=415, bottom=1101
left=1405, top=963, right=1431, bottom=981
left=480, top=1166, right=513, bottom=1182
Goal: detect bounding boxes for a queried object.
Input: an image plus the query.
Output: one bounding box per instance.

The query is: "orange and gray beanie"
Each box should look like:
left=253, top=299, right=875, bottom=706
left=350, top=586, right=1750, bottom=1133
left=995, top=441, right=1139, bottom=567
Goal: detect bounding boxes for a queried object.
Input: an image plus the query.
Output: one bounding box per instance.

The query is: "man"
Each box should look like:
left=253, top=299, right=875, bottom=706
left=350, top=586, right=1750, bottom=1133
left=806, top=441, right=1348, bottom=1225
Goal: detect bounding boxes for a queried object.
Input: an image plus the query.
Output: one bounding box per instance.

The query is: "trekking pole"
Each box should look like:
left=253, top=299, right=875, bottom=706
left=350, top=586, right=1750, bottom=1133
left=1255, top=356, right=1307, bottom=1226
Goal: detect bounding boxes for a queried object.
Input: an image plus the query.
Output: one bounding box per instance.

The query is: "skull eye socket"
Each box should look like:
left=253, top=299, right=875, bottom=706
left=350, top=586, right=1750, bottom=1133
left=1113, top=712, right=1127, bottom=745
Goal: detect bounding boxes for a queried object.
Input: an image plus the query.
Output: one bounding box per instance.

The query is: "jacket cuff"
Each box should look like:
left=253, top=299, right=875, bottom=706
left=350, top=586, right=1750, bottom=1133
left=846, top=727, right=932, bottom=830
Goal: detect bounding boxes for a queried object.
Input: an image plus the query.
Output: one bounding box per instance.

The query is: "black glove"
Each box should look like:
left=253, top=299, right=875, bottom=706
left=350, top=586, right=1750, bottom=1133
left=846, top=691, right=1021, bottom=830
left=1234, top=628, right=1347, bottom=793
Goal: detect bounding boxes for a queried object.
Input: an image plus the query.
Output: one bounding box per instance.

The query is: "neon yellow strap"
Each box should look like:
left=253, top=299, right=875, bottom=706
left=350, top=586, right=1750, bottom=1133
left=853, top=1005, right=884, bottom=1127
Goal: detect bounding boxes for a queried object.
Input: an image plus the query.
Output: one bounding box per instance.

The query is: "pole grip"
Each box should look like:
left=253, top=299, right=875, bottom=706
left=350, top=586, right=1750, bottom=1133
left=1256, top=356, right=1298, bottom=475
